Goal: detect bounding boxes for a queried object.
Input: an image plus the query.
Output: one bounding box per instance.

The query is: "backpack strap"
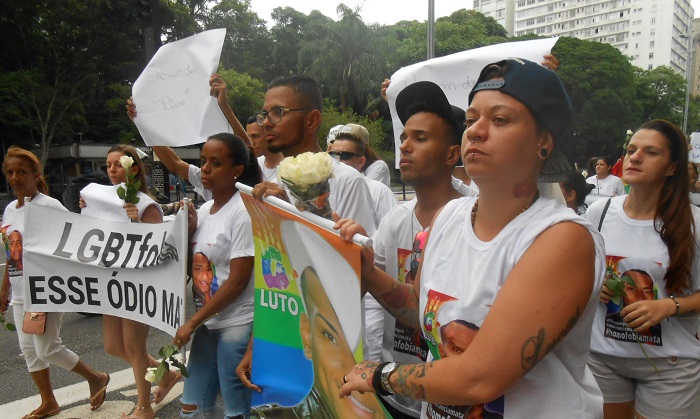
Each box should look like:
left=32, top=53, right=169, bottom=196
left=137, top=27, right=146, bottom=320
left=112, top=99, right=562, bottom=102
left=598, top=198, right=612, bottom=232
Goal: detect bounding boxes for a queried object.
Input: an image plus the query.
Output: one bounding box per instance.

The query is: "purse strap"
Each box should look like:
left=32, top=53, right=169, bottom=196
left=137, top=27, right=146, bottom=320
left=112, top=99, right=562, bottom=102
left=598, top=198, right=612, bottom=232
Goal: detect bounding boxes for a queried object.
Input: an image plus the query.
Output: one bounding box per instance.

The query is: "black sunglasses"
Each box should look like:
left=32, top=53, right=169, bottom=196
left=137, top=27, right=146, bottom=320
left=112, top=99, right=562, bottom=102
left=328, top=151, right=362, bottom=161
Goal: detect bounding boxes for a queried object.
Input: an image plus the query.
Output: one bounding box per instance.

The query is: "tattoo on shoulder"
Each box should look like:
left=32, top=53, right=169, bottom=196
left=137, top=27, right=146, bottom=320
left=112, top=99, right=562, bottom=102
left=520, top=307, right=581, bottom=372
left=393, top=362, right=434, bottom=401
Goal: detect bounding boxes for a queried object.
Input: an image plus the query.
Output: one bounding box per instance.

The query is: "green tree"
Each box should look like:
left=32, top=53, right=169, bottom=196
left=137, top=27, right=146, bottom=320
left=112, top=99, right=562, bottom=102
left=391, top=9, right=507, bottom=67
left=635, top=66, right=687, bottom=127
left=216, top=68, right=266, bottom=123
left=204, top=0, right=272, bottom=80
left=552, top=37, right=640, bottom=164
left=0, top=0, right=145, bottom=166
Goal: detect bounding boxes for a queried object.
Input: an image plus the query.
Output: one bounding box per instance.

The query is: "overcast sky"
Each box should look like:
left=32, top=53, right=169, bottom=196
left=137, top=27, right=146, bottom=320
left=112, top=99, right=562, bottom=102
left=249, top=1, right=700, bottom=26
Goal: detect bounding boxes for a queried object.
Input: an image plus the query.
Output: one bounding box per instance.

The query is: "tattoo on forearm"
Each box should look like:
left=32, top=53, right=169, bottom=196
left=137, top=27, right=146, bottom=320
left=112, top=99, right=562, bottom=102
left=520, top=307, right=581, bottom=371
left=379, top=282, right=419, bottom=327
left=392, top=362, right=433, bottom=401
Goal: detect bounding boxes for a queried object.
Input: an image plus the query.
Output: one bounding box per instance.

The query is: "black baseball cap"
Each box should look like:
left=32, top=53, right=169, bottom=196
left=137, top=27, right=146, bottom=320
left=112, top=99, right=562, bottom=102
left=469, top=58, right=575, bottom=183
left=395, top=81, right=462, bottom=145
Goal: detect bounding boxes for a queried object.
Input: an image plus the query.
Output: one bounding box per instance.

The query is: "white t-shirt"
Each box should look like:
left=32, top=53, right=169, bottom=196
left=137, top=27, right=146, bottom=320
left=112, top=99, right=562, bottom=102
left=586, top=175, right=625, bottom=197
left=586, top=196, right=700, bottom=360
left=3, top=194, right=66, bottom=303
left=364, top=177, right=398, bottom=224
left=257, top=155, right=279, bottom=183
left=191, top=193, right=255, bottom=329
left=364, top=159, right=391, bottom=187
left=188, top=164, right=213, bottom=202
left=419, top=197, right=605, bottom=418
left=451, top=176, right=479, bottom=198
left=373, top=199, right=426, bottom=418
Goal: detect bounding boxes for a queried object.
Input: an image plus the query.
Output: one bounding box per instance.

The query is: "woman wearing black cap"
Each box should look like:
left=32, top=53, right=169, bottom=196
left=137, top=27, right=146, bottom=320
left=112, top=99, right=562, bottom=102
left=336, top=58, right=605, bottom=417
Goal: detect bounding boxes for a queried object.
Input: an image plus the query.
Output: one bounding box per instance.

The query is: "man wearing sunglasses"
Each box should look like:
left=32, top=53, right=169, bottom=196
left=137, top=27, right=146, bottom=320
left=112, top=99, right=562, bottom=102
left=369, top=80, right=478, bottom=419
left=251, top=75, right=377, bottom=235
left=329, top=124, right=398, bottom=224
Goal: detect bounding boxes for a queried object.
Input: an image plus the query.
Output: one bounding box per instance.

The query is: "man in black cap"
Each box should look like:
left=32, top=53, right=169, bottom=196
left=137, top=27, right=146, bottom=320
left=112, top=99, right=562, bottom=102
left=369, top=80, right=477, bottom=418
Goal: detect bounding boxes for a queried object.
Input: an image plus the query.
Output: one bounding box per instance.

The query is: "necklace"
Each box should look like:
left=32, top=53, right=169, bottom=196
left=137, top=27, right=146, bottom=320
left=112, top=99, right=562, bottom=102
left=471, top=191, right=540, bottom=226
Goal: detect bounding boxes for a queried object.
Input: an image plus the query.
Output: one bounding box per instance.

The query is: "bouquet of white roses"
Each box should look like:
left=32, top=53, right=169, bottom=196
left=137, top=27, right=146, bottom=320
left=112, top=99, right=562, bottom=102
left=278, top=152, right=334, bottom=219
left=116, top=155, right=141, bottom=204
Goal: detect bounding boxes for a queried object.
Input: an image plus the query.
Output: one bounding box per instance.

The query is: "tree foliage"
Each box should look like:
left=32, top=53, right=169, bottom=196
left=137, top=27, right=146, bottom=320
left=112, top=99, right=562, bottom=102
left=0, top=1, right=697, bottom=181
left=552, top=37, right=640, bottom=164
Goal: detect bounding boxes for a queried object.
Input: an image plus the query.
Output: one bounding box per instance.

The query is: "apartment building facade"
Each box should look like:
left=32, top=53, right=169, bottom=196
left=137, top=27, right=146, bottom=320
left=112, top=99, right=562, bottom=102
left=473, top=0, right=695, bottom=86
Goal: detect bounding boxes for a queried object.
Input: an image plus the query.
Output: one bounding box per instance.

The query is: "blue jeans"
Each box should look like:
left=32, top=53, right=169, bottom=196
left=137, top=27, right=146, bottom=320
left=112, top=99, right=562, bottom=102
left=181, top=322, right=252, bottom=418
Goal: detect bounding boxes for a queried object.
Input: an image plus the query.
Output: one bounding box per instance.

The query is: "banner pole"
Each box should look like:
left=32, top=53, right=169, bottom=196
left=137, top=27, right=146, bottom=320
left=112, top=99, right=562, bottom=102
left=235, top=183, right=372, bottom=247
left=180, top=197, right=189, bottom=366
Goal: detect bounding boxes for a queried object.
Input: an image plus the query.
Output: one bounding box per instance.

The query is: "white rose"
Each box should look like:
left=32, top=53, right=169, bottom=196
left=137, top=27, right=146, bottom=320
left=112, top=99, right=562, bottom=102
left=278, top=152, right=333, bottom=187
left=626, top=130, right=633, bottom=136
left=145, top=367, right=157, bottom=383
left=119, top=155, right=134, bottom=170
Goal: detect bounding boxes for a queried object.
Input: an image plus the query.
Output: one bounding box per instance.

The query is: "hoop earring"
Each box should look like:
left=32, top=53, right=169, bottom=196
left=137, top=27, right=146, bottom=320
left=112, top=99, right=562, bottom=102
left=539, top=148, right=549, bottom=158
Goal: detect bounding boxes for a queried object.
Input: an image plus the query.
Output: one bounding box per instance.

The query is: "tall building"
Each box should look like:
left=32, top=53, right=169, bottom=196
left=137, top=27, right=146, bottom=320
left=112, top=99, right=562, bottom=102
left=473, top=0, right=695, bottom=78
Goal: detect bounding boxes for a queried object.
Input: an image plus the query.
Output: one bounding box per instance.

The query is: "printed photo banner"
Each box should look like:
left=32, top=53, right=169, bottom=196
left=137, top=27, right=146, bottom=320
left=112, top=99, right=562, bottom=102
left=132, top=28, right=229, bottom=147
left=387, top=37, right=558, bottom=168
left=238, top=185, right=391, bottom=418
left=22, top=203, right=188, bottom=336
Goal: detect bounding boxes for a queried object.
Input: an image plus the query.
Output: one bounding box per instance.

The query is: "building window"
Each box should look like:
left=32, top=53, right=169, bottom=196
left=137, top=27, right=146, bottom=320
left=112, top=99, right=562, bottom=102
left=649, top=53, right=654, bottom=59
left=648, top=64, right=653, bottom=70
left=650, top=41, right=654, bottom=47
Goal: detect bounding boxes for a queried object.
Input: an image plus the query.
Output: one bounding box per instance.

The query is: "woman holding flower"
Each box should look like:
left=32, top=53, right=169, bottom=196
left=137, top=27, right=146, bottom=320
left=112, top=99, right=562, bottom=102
left=82, top=144, right=181, bottom=419
left=1, top=146, right=110, bottom=419
left=586, top=120, right=700, bottom=419
left=174, top=133, right=260, bottom=418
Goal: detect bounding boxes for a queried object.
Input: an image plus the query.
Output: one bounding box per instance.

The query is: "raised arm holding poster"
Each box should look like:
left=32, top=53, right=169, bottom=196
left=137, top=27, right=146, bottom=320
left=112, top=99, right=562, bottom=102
left=386, top=37, right=559, bottom=167
left=237, top=184, right=390, bottom=418
left=22, top=202, right=188, bottom=336
left=132, top=28, right=229, bottom=147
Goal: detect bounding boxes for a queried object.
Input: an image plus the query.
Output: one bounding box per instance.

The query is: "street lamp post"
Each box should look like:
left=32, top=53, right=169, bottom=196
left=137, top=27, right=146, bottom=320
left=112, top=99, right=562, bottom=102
left=682, top=31, right=696, bottom=134
left=427, top=0, right=435, bottom=59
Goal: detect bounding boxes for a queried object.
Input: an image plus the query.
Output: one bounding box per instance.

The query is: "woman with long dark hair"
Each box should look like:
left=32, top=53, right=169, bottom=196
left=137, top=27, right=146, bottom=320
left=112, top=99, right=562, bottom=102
left=587, top=119, right=700, bottom=418
left=2, top=146, right=109, bottom=419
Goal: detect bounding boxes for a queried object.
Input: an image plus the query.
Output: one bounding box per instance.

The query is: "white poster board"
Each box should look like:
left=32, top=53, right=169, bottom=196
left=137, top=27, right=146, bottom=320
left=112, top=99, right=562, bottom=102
left=133, top=28, right=229, bottom=147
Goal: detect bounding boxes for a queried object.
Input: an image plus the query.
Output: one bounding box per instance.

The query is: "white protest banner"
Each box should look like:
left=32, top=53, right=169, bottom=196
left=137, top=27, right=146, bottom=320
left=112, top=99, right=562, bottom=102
left=387, top=37, right=558, bottom=167
left=23, top=203, right=188, bottom=336
left=690, top=132, right=700, bottom=163
left=133, top=28, right=229, bottom=147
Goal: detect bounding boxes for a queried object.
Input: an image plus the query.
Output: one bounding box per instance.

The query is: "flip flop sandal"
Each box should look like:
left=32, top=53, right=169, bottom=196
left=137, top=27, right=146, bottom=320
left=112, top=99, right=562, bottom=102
left=151, top=370, right=183, bottom=404
left=89, top=373, right=111, bottom=411
left=120, top=406, right=156, bottom=419
left=21, top=409, right=60, bottom=419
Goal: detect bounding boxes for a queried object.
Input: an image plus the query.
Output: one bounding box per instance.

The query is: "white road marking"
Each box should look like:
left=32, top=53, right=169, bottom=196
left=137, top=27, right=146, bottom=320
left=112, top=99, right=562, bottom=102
left=0, top=353, right=187, bottom=419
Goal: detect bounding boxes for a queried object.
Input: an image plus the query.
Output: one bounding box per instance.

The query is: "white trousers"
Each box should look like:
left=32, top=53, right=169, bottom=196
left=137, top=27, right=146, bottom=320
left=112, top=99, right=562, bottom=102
left=12, top=304, right=79, bottom=372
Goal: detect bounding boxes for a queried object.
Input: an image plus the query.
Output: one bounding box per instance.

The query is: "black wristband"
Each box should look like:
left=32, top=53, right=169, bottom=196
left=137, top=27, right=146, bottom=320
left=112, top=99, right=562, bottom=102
left=372, top=362, right=391, bottom=396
